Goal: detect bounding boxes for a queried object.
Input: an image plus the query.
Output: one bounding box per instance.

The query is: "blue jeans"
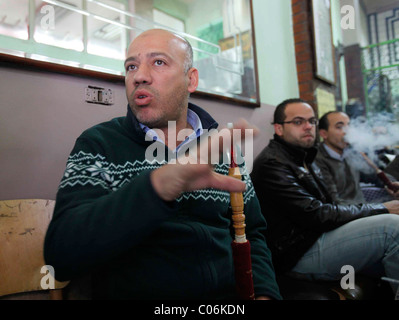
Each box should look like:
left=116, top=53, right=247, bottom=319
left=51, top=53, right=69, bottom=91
left=291, top=214, right=399, bottom=292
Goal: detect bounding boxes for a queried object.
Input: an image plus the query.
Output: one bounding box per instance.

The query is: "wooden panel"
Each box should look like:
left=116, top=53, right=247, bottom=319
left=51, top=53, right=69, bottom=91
left=0, top=199, right=68, bottom=297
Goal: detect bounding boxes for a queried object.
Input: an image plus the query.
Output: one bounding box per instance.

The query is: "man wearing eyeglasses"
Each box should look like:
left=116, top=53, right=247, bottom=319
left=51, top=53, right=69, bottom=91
left=250, top=98, right=399, bottom=296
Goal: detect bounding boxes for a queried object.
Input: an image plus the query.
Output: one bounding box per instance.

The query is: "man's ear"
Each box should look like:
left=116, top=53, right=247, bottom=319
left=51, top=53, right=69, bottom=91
left=187, top=67, right=199, bottom=93
left=319, top=129, right=328, bottom=140
left=274, top=123, right=283, bottom=136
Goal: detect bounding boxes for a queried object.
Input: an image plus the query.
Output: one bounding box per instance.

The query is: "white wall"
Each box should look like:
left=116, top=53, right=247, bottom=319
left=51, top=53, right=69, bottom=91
left=332, top=0, right=349, bottom=106
left=0, top=67, right=127, bottom=200
left=252, top=0, right=299, bottom=105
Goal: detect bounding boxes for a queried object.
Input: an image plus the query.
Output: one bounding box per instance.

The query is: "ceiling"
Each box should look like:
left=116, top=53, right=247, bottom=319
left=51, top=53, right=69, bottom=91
left=361, top=0, right=399, bottom=14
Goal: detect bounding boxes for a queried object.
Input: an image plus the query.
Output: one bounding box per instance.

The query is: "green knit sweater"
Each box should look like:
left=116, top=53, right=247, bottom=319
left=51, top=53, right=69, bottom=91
left=44, top=103, right=281, bottom=300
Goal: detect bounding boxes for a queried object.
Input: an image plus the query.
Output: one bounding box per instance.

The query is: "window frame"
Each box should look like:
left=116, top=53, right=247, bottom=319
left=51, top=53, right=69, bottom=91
left=0, top=0, right=260, bottom=107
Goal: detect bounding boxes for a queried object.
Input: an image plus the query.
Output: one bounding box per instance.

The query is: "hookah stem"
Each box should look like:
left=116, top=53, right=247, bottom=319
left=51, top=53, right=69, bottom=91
left=228, top=124, right=255, bottom=300
left=377, top=171, right=399, bottom=192
left=360, top=152, right=399, bottom=192
left=228, top=124, right=246, bottom=242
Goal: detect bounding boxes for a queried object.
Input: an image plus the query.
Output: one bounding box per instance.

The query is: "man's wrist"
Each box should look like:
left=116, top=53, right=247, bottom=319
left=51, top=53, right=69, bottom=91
left=150, top=166, right=179, bottom=202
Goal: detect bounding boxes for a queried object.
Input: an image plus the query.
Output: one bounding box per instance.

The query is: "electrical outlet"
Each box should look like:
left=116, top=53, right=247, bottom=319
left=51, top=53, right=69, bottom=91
left=85, top=86, right=114, bottom=105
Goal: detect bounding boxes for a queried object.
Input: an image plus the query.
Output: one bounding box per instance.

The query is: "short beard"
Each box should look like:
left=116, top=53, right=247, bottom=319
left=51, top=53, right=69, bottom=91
left=301, top=140, right=315, bottom=149
left=296, top=137, right=315, bottom=149
left=129, top=90, right=189, bottom=130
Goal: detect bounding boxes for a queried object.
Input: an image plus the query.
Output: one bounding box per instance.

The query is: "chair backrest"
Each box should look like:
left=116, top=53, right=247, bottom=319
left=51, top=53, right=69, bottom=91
left=0, top=199, right=69, bottom=299
left=361, top=186, right=393, bottom=203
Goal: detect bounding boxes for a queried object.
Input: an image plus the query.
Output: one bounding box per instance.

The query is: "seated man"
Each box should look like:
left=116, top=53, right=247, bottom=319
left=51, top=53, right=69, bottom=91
left=250, top=98, right=399, bottom=294
left=315, top=111, right=394, bottom=204
left=44, top=29, right=281, bottom=300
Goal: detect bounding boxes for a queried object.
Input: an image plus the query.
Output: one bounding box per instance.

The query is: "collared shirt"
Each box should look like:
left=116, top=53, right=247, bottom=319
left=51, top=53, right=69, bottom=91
left=322, top=143, right=347, bottom=161
left=139, top=108, right=204, bottom=152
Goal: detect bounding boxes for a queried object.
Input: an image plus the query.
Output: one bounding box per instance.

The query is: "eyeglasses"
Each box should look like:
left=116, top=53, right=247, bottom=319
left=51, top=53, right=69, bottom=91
left=277, top=117, right=318, bottom=127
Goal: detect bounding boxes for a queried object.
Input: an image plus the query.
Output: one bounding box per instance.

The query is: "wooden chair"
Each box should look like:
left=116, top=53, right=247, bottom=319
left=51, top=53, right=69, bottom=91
left=0, top=199, right=69, bottom=299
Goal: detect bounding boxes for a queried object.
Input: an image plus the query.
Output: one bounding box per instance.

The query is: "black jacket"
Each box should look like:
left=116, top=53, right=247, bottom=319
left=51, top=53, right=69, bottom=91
left=250, top=135, right=388, bottom=273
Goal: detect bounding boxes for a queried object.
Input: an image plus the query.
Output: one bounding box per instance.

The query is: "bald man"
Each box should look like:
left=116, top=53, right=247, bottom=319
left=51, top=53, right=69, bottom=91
left=44, top=29, right=281, bottom=300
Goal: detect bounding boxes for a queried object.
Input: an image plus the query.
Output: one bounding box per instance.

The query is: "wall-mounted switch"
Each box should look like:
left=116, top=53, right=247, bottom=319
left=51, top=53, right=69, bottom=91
left=85, top=86, right=114, bottom=105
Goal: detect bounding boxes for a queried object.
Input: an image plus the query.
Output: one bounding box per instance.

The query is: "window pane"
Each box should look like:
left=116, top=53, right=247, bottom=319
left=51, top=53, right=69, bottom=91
left=0, top=0, right=29, bottom=40
left=87, top=0, right=127, bottom=60
left=34, top=0, right=84, bottom=52
left=153, top=9, right=184, bottom=33
left=0, top=0, right=259, bottom=105
left=151, top=0, right=257, bottom=103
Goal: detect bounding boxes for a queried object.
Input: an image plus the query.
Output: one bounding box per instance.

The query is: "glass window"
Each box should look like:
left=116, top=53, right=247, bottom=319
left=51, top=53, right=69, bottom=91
left=34, top=0, right=84, bottom=52
left=87, top=0, right=127, bottom=59
left=0, top=0, right=259, bottom=106
left=153, top=9, right=184, bottom=33
left=0, top=0, right=29, bottom=40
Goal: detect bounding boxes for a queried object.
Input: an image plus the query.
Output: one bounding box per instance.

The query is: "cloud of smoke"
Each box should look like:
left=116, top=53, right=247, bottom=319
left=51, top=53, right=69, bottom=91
left=344, top=113, right=399, bottom=171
